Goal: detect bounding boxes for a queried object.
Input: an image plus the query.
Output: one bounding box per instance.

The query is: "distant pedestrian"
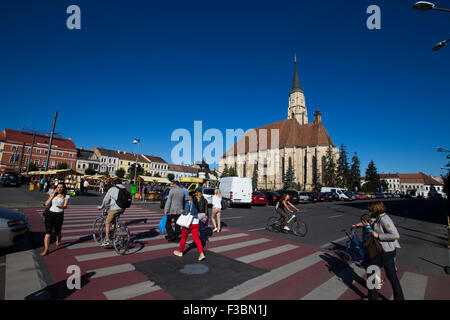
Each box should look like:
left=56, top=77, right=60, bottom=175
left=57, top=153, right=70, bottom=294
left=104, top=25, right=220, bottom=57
left=364, top=201, right=404, bottom=300
left=164, top=181, right=185, bottom=242
left=100, top=180, right=105, bottom=194
left=173, top=192, right=205, bottom=261
left=141, top=184, right=147, bottom=202
left=211, top=189, right=222, bottom=232
left=80, top=178, right=84, bottom=194
left=83, top=179, right=89, bottom=194
left=41, top=183, right=70, bottom=256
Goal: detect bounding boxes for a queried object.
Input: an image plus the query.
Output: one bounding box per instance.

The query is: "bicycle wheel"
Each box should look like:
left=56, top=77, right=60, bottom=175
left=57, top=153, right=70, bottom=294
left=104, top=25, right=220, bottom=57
left=266, top=216, right=280, bottom=232
left=92, top=217, right=105, bottom=243
left=291, top=218, right=308, bottom=237
left=113, top=223, right=130, bottom=255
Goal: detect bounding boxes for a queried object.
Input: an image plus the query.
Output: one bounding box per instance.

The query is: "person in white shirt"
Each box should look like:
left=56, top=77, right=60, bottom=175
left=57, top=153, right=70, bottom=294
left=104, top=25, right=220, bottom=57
left=211, top=189, right=223, bottom=232
left=41, top=183, right=70, bottom=256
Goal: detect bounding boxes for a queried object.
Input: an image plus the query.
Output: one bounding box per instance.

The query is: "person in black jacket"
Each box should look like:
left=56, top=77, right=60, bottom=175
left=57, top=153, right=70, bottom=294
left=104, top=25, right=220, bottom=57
left=195, top=190, right=209, bottom=245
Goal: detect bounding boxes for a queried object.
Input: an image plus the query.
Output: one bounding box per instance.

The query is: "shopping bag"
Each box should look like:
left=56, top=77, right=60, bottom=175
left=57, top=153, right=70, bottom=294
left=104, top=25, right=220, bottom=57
left=176, top=214, right=193, bottom=228
left=158, top=215, right=168, bottom=234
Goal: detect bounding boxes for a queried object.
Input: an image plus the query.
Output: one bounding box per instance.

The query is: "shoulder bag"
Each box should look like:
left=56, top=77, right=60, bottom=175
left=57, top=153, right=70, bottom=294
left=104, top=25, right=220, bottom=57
left=176, top=201, right=193, bottom=228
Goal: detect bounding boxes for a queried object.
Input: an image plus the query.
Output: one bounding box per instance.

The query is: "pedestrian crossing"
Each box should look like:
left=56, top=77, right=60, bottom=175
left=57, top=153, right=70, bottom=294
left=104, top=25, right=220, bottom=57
left=24, top=205, right=450, bottom=300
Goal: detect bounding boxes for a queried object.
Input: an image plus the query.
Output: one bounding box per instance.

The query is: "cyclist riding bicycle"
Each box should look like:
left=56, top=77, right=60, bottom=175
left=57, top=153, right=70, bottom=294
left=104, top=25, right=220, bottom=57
left=97, top=178, right=127, bottom=246
left=276, top=194, right=299, bottom=231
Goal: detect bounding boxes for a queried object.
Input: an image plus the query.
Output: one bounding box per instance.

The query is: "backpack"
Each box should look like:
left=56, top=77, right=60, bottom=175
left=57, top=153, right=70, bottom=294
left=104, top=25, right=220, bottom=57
left=115, top=186, right=132, bottom=209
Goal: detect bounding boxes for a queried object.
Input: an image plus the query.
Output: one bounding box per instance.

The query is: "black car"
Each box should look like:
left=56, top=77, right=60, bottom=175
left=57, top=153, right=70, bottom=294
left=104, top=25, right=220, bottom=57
left=1, top=173, right=22, bottom=187
left=322, top=192, right=336, bottom=201
left=276, top=190, right=299, bottom=205
left=262, top=191, right=281, bottom=205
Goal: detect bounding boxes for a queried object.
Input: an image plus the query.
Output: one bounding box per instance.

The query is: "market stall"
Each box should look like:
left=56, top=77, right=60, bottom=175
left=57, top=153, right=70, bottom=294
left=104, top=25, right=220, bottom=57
left=137, top=176, right=171, bottom=200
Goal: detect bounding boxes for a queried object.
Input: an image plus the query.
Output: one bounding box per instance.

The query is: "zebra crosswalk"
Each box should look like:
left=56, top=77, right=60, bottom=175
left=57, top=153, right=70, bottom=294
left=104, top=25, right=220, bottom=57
left=22, top=205, right=450, bottom=300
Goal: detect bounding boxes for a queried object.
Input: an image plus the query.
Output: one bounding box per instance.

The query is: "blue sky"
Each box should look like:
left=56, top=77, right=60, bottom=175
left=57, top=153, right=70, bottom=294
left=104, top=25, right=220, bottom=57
left=1, top=0, right=449, bottom=176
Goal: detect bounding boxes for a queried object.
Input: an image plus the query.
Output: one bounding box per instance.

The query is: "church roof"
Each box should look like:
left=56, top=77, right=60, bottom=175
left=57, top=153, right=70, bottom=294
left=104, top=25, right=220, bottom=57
left=291, top=60, right=303, bottom=94
left=222, top=118, right=335, bottom=158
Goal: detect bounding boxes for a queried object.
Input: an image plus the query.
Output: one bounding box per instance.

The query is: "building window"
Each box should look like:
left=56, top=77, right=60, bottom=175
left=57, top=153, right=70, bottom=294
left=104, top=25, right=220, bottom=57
left=51, top=160, right=55, bottom=167
left=9, top=156, right=15, bottom=164
left=12, top=146, right=17, bottom=151
left=68, top=162, right=72, bottom=168
left=35, top=159, right=40, bottom=166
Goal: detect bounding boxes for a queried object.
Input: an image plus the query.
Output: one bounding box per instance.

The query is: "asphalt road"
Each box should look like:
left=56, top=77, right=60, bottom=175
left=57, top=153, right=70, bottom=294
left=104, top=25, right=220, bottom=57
left=1, top=186, right=449, bottom=300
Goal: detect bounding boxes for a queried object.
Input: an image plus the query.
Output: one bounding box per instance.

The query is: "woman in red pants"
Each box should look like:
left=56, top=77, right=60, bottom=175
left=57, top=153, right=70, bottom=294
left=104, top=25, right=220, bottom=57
left=173, top=192, right=205, bottom=261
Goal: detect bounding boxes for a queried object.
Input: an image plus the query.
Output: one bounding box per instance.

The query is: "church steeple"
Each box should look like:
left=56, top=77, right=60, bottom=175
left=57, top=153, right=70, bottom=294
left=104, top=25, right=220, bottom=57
left=287, top=55, right=308, bottom=125
left=291, top=54, right=303, bottom=94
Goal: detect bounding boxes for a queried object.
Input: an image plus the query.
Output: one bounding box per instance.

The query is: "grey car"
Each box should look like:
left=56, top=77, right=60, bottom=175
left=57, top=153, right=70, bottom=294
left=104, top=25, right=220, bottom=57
left=0, top=209, right=30, bottom=248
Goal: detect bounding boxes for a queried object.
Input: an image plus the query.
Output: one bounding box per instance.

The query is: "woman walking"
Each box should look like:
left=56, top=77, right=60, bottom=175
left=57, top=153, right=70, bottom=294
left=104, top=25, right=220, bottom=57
left=195, top=190, right=209, bottom=244
left=41, top=182, right=70, bottom=256
left=173, top=192, right=205, bottom=261
left=365, top=201, right=404, bottom=300
left=211, top=189, right=222, bottom=232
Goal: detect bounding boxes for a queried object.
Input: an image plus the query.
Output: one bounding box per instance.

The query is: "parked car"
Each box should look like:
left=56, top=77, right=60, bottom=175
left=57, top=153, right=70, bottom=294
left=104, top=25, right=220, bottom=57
left=357, top=193, right=365, bottom=200
left=315, top=192, right=326, bottom=201
left=196, top=187, right=215, bottom=206
left=322, top=192, right=337, bottom=201
left=251, top=192, right=268, bottom=206
left=297, top=191, right=311, bottom=204
left=307, top=192, right=318, bottom=203
left=263, top=191, right=281, bottom=205
left=0, top=208, right=29, bottom=248
left=277, top=190, right=299, bottom=205
left=374, top=192, right=384, bottom=199
left=219, top=177, right=252, bottom=207
left=1, top=173, right=22, bottom=187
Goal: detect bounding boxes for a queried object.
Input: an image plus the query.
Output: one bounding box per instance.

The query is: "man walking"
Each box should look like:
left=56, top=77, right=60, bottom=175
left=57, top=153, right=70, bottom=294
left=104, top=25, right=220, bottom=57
left=164, top=180, right=185, bottom=242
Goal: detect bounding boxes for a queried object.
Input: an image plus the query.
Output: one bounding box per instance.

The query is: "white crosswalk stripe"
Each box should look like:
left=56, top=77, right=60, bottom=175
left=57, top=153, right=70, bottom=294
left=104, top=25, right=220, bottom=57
left=103, top=281, right=161, bottom=300
left=209, top=252, right=323, bottom=300
left=236, top=244, right=298, bottom=263
left=301, top=263, right=367, bottom=300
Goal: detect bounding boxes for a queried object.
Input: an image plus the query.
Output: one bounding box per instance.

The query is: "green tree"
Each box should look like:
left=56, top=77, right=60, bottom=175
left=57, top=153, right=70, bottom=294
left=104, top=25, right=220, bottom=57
left=442, top=172, right=449, bottom=198
left=127, top=164, right=145, bottom=181
left=251, top=164, right=258, bottom=190
left=228, top=166, right=237, bottom=177
left=115, top=168, right=125, bottom=178
left=221, top=164, right=229, bottom=178
left=296, top=182, right=303, bottom=191
left=282, top=160, right=296, bottom=190
left=27, top=163, right=38, bottom=172
left=336, top=144, right=350, bottom=188
left=85, top=167, right=96, bottom=175
left=364, top=160, right=381, bottom=192
left=323, top=145, right=337, bottom=187
left=349, top=152, right=361, bottom=192
left=167, top=173, right=175, bottom=182
left=57, top=162, right=68, bottom=170
left=154, top=172, right=161, bottom=177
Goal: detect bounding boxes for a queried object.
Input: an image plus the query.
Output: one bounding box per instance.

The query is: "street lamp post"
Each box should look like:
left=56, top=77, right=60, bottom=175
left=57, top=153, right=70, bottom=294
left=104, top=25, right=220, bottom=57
left=133, top=139, right=140, bottom=187
left=413, top=2, right=450, bottom=51
left=413, top=1, right=450, bottom=12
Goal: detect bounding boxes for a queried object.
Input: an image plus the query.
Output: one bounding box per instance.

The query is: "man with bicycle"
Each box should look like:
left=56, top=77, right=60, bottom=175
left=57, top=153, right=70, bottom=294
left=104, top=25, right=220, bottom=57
left=97, top=179, right=128, bottom=246
left=276, top=194, right=299, bottom=231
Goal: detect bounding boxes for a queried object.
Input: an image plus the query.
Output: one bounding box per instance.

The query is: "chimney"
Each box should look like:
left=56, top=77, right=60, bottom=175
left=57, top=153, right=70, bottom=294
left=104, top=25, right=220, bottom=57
left=80, top=146, right=84, bottom=150
left=314, top=109, right=322, bottom=123
left=117, top=150, right=121, bottom=154
left=68, top=137, right=72, bottom=140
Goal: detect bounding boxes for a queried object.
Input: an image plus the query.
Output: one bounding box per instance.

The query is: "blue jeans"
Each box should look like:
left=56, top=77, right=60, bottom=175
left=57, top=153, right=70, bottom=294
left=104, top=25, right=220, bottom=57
left=368, top=250, right=404, bottom=300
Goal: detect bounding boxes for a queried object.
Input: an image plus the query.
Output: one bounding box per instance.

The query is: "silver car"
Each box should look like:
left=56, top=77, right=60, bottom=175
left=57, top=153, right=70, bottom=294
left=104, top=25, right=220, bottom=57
left=0, top=208, right=30, bottom=248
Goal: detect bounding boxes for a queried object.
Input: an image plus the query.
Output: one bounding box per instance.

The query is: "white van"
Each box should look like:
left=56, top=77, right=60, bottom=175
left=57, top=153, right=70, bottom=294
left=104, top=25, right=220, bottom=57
left=218, top=177, right=253, bottom=207
left=320, top=187, right=349, bottom=200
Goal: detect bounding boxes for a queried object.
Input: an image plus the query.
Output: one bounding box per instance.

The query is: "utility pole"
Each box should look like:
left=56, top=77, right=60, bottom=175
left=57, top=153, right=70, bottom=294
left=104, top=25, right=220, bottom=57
left=43, top=111, right=58, bottom=179
left=26, top=132, right=36, bottom=175
left=18, top=142, right=26, bottom=173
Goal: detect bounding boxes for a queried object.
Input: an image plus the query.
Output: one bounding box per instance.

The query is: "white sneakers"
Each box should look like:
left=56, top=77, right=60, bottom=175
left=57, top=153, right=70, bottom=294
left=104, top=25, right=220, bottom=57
left=198, top=253, right=205, bottom=261
left=173, top=250, right=183, bottom=257
left=284, top=226, right=291, bottom=231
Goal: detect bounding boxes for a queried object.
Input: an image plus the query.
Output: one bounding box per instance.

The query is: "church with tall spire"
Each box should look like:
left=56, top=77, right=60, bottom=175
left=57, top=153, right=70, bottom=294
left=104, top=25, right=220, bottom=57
left=219, top=57, right=339, bottom=191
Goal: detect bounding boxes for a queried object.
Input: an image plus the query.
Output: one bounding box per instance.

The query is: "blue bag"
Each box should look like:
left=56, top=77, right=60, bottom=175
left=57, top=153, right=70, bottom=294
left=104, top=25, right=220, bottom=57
left=158, top=215, right=167, bottom=234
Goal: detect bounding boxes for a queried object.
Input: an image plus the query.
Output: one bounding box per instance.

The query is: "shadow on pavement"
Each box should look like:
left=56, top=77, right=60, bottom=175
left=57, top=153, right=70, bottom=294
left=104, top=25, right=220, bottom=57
left=25, top=272, right=96, bottom=300
left=335, top=199, right=449, bottom=225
